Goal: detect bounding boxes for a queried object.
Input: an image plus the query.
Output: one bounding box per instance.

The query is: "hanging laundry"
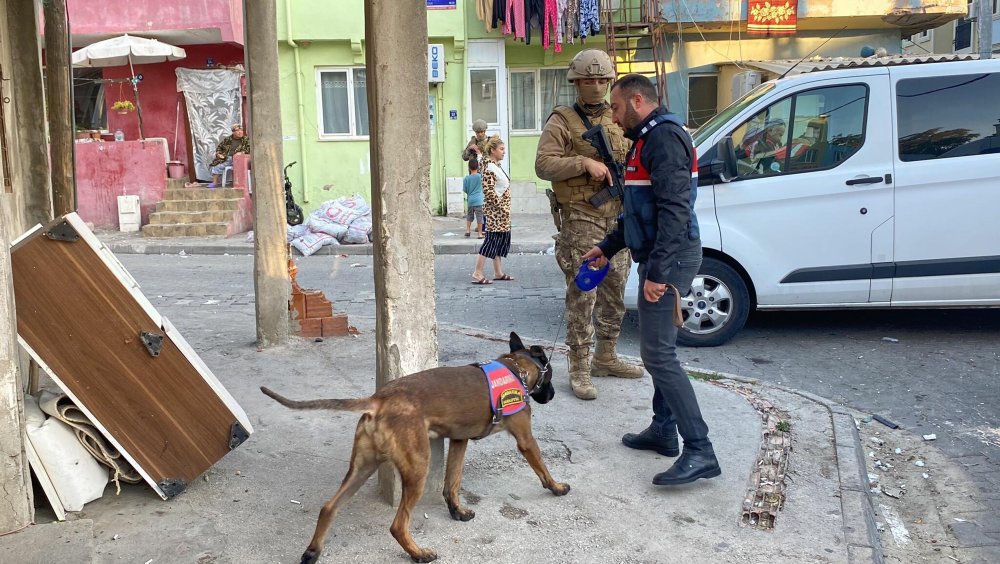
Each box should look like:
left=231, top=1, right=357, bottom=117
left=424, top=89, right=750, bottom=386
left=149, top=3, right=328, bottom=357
left=565, top=0, right=579, bottom=45
left=492, top=0, right=508, bottom=30
left=555, top=0, right=568, bottom=52
left=579, top=0, right=600, bottom=40
left=542, top=0, right=559, bottom=50
left=477, top=0, right=495, bottom=32
left=507, top=0, right=526, bottom=40
left=525, top=0, right=544, bottom=45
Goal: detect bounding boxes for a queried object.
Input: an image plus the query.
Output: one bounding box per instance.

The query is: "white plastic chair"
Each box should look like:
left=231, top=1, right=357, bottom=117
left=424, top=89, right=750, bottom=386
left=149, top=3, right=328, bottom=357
left=221, top=166, right=234, bottom=187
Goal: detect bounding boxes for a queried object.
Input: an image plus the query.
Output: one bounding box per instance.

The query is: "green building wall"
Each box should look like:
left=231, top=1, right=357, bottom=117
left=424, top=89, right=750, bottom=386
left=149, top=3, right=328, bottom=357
left=277, top=0, right=599, bottom=215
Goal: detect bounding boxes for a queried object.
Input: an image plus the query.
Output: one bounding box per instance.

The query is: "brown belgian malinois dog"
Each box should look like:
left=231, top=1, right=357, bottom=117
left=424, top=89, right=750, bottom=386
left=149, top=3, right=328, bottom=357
left=260, top=332, right=568, bottom=563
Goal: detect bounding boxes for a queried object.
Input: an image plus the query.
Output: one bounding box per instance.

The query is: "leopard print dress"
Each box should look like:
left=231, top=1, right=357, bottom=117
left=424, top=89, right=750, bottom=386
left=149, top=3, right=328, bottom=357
left=479, top=159, right=512, bottom=259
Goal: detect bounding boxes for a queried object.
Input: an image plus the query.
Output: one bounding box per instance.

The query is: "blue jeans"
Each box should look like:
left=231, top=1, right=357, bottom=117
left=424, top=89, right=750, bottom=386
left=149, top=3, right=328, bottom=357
left=637, top=244, right=714, bottom=455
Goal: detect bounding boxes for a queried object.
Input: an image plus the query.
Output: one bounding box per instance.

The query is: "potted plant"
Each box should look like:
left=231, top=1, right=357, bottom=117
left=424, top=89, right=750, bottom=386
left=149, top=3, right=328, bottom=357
left=111, top=100, right=136, bottom=115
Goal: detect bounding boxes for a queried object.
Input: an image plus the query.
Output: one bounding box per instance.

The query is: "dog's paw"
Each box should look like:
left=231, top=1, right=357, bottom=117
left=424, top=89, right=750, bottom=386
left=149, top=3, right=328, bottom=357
left=549, top=482, right=571, bottom=496
left=449, top=506, right=476, bottom=522
left=300, top=548, right=321, bottom=564
left=410, top=548, right=439, bottom=563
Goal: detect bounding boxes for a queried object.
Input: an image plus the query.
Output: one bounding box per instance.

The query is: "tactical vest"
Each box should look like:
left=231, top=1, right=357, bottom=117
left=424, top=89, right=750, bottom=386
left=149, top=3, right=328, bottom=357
left=550, top=106, right=629, bottom=218
left=621, top=111, right=700, bottom=262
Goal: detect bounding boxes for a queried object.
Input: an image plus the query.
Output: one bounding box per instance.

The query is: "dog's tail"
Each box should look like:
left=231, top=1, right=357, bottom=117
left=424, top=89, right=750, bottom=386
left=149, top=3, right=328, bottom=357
left=260, top=386, right=376, bottom=413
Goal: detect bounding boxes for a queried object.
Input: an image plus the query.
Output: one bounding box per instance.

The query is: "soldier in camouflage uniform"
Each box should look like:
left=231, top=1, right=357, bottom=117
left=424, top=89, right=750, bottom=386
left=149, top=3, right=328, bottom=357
left=463, top=119, right=490, bottom=162
left=534, top=49, right=643, bottom=400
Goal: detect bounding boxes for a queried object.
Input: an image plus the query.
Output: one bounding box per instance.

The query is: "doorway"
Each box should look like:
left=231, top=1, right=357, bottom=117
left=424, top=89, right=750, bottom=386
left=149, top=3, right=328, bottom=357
left=467, top=40, right=509, bottom=172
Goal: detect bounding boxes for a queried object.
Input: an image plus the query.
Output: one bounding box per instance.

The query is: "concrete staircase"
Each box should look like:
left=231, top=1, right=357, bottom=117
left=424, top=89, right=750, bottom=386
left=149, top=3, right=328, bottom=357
left=142, top=178, right=248, bottom=237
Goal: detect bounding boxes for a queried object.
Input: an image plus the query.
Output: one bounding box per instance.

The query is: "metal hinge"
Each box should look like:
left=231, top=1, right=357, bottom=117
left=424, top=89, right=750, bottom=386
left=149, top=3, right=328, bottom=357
left=229, top=421, right=250, bottom=450
left=158, top=478, right=187, bottom=499
left=139, top=331, right=164, bottom=357
left=44, top=219, right=80, bottom=242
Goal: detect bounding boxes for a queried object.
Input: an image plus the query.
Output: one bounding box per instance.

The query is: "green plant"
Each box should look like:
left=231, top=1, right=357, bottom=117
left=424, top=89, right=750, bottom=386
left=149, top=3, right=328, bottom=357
left=111, top=100, right=136, bottom=113
left=776, top=420, right=791, bottom=433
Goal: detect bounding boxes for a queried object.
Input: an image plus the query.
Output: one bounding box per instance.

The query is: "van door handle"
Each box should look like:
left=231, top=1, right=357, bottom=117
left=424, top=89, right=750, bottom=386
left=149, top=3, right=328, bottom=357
left=845, top=176, right=884, bottom=186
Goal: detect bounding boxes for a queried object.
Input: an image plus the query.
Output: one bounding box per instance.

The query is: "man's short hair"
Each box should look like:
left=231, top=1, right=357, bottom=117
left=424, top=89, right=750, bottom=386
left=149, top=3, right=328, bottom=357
left=611, top=74, right=658, bottom=104
left=231, top=123, right=243, bottom=131
left=468, top=158, right=479, bottom=172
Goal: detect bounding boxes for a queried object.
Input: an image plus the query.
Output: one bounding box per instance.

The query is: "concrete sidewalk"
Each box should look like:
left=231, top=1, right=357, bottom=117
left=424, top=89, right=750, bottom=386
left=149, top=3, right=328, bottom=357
left=94, top=213, right=559, bottom=256
left=0, top=313, right=882, bottom=563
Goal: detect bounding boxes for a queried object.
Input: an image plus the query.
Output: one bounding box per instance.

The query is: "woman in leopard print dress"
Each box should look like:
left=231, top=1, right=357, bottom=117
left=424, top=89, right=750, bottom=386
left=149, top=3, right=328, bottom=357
left=472, top=136, right=514, bottom=284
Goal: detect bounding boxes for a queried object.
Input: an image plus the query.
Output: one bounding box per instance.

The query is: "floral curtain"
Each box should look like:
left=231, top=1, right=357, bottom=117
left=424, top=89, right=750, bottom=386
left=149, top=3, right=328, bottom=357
left=747, top=0, right=798, bottom=35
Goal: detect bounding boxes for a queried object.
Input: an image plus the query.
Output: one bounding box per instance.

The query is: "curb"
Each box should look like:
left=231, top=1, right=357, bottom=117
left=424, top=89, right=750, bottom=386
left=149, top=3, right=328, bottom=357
left=679, top=365, right=885, bottom=564
left=105, top=241, right=554, bottom=257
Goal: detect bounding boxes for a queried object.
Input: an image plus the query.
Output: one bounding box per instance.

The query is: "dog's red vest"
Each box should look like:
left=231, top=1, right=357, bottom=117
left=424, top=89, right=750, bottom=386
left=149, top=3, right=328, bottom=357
left=479, top=361, right=527, bottom=421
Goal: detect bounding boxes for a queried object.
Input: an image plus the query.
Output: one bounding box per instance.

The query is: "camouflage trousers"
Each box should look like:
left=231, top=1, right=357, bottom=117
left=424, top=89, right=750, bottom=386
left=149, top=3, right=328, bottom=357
left=555, top=210, right=631, bottom=349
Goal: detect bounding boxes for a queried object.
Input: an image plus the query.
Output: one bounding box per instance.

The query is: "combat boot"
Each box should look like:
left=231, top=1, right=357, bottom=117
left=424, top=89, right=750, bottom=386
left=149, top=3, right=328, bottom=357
left=591, top=339, right=644, bottom=378
left=568, top=347, right=597, bottom=400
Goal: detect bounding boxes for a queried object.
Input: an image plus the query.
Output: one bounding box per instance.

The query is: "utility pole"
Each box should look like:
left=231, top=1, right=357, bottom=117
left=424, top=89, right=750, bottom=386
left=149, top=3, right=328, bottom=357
left=244, top=0, right=290, bottom=348
left=44, top=0, right=76, bottom=216
left=364, top=0, right=441, bottom=504
left=7, top=0, right=52, bottom=226
left=978, top=0, right=994, bottom=59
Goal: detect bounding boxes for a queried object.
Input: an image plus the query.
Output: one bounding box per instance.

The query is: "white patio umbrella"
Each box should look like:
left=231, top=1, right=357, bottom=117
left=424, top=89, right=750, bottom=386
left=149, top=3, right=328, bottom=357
left=72, top=35, right=187, bottom=139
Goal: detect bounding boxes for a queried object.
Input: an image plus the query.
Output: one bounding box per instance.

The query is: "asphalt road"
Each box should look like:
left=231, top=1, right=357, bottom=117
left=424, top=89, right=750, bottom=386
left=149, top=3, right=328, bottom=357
left=120, top=252, right=1000, bottom=512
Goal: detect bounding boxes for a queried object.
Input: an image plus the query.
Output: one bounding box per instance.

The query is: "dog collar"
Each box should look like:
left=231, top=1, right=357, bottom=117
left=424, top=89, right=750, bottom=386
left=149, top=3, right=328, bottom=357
left=478, top=361, right=528, bottom=425
left=518, top=352, right=551, bottom=393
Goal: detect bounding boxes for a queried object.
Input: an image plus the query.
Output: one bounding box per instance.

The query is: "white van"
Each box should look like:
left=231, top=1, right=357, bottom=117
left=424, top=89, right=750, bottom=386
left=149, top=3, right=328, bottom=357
left=625, top=57, right=1000, bottom=347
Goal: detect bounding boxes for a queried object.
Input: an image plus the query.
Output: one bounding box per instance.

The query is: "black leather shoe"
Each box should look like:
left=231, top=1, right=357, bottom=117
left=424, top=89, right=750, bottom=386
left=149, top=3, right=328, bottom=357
left=622, top=426, right=679, bottom=457
left=652, top=451, right=721, bottom=486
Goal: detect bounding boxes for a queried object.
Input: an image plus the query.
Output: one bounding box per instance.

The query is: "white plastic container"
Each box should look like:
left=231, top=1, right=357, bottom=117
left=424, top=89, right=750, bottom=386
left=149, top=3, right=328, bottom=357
left=117, top=195, right=141, bottom=232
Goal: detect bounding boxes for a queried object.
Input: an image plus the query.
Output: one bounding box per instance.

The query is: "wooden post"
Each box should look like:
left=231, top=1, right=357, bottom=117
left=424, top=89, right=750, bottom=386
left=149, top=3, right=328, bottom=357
left=7, top=0, right=52, bottom=226
left=0, top=205, right=33, bottom=533
left=244, top=0, right=290, bottom=348
left=44, top=0, right=76, bottom=216
left=364, top=0, right=441, bottom=503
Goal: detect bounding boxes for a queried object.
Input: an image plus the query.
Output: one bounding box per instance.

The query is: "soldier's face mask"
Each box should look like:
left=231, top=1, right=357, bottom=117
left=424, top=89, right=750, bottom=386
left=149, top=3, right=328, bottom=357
left=576, top=78, right=610, bottom=105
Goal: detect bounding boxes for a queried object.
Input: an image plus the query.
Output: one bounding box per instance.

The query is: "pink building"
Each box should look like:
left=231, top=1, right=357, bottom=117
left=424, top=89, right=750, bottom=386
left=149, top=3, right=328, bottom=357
left=60, top=1, right=247, bottom=229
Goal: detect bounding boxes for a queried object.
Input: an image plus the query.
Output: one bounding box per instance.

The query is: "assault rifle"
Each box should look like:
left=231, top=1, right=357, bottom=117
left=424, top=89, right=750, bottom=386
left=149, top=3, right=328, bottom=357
left=582, top=124, right=625, bottom=208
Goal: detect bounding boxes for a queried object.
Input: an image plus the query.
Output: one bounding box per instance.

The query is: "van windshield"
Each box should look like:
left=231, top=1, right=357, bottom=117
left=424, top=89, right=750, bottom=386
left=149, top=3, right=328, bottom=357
left=692, top=82, right=776, bottom=146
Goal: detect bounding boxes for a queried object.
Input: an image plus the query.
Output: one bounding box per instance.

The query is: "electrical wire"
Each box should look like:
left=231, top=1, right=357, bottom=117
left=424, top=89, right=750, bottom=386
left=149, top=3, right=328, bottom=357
left=675, top=0, right=749, bottom=71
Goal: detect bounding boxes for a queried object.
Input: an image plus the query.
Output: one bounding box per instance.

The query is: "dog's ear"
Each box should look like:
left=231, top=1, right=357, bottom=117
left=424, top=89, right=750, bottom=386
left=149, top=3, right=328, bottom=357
left=509, top=332, right=525, bottom=352
left=529, top=345, right=549, bottom=365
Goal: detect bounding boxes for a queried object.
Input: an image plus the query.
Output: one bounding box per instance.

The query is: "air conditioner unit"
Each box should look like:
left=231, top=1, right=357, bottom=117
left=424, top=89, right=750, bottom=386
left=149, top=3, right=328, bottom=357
left=428, top=44, right=446, bottom=83
left=732, top=71, right=762, bottom=100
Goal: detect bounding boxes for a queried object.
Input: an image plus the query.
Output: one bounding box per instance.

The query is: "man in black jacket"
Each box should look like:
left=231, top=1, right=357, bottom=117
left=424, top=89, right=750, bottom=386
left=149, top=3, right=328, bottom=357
left=582, top=74, right=720, bottom=486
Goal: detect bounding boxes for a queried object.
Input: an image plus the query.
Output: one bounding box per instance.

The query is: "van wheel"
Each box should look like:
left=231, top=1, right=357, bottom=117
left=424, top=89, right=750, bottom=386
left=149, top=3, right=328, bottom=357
left=677, top=258, right=750, bottom=347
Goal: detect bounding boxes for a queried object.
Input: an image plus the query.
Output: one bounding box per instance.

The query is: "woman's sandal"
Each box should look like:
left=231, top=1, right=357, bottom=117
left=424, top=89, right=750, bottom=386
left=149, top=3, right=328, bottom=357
left=464, top=232, right=470, bottom=237
left=471, top=276, right=492, bottom=285
left=494, top=274, right=514, bottom=281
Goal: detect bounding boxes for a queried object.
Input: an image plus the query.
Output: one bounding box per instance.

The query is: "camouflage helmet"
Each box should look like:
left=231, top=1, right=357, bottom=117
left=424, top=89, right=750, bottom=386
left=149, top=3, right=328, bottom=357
left=566, top=49, right=615, bottom=82
left=472, top=119, right=488, bottom=133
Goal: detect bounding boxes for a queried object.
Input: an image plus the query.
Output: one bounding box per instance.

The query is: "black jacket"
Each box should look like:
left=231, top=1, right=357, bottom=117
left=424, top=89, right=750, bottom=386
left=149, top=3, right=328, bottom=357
left=598, top=106, right=698, bottom=285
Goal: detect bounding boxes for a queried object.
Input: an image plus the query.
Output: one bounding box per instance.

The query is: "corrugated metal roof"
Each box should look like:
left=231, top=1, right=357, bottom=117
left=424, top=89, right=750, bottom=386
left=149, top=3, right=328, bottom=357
left=741, top=54, right=987, bottom=76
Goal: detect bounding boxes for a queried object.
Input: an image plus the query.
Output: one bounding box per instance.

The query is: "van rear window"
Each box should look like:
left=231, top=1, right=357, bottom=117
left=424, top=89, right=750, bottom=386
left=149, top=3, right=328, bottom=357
left=896, top=73, right=1000, bottom=161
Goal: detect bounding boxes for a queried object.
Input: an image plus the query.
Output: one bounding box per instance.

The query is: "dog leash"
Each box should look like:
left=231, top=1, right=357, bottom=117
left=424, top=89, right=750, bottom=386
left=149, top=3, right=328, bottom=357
left=549, top=308, right=566, bottom=364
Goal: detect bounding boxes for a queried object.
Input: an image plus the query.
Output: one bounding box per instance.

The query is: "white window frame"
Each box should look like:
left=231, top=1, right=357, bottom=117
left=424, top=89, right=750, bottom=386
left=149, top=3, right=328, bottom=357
left=315, top=67, right=369, bottom=141
left=507, top=67, right=576, bottom=135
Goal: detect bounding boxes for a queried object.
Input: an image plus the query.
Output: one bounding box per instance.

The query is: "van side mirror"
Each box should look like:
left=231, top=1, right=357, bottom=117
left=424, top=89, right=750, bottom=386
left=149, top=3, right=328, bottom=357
left=699, top=137, right=738, bottom=184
